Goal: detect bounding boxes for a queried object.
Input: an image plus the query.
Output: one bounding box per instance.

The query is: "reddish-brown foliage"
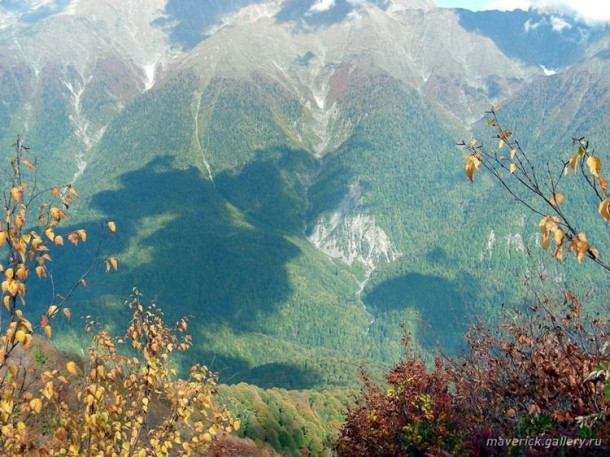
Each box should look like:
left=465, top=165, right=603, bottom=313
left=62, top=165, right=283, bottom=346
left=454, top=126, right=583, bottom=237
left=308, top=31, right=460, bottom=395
left=203, top=435, right=280, bottom=457
left=335, top=340, right=463, bottom=457
left=336, top=296, right=609, bottom=456
left=454, top=294, right=609, bottom=455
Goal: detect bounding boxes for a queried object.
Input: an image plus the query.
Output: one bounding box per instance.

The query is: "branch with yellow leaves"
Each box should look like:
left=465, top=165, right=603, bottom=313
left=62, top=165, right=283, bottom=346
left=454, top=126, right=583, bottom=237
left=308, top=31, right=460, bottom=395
left=459, top=106, right=610, bottom=273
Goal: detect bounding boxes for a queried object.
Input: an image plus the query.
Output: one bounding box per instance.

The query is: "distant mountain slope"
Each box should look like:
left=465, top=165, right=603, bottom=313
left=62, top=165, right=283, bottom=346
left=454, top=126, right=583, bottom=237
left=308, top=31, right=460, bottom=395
left=0, top=0, right=609, bottom=388
left=457, top=8, right=608, bottom=70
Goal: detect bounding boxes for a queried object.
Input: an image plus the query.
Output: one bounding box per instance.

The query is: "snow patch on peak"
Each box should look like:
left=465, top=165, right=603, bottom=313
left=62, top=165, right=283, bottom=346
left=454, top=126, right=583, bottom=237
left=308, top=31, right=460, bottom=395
left=57, top=0, right=80, bottom=16
left=540, top=64, right=557, bottom=76
left=208, top=1, right=281, bottom=34
left=142, top=62, right=157, bottom=91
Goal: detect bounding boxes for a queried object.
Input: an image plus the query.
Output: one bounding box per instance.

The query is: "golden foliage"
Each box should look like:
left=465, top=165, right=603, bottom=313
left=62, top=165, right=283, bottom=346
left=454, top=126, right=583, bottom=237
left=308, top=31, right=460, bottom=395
left=0, top=137, right=231, bottom=456
left=464, top=153, right=481, bottom=182
left=461, top=112, right=610, bottom=269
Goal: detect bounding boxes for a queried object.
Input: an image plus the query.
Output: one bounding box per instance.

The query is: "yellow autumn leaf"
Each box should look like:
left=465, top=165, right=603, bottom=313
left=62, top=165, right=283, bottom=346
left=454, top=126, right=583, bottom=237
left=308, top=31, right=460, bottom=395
left=29, top=398, right=42, bottom=414
left=550, top=192, right=564, bottom=207
left=66, top=361, right=78, bottom=375
left=35, top=265, right=46, bottom=278
left=109, top=257, right=118, bottom=271
left=47, top=305, right=58, bottom=316
left=599, top=199, right=610, bottom=221
left=539, top=216, right=560, bottom=251
left=49, top=207, right=61, bottom=221
left=510, top=149, right=517, bottom=159
left=554, top=229, right=565, bottom=246
left=586, top=155, right=602, bottom=177
left=44, top=228, right=55, bottom=241
left=509, top=163, right=517, bottom=174
left=107, top=221, right=116, bottom=234
left=14, top=215, right=23, bottom=230
left=44, top=325, right=52, bottom=339
left=569, top=232, right=590, bottom=263
left=63, top=308, right=71, bottom=320
left=553, top=243, right=564, bottom=262
left=69, top=187, right=79, bottom=198
left=77, top=229, right=87, bottom=242
left=15, top=264, right=27, bottom=281
left=10, top=187, right=23, bottom=203
left=465, top=155, right=481, bottom=182
left=23, top=334, right=32, bottom=350
left=54, top=235, right=64, bottom=246
left=15, top=329, right=26, bottom=343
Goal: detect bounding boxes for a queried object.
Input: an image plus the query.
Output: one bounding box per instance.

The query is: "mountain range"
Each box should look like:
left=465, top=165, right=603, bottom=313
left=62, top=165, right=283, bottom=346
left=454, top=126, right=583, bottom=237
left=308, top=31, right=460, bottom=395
left=1, top=0, right=609, bottom=390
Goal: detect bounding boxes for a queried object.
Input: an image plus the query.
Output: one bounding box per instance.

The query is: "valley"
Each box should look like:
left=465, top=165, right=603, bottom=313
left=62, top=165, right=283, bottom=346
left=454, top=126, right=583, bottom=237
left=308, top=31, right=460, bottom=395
left=0, top=0, right=609, bottom=455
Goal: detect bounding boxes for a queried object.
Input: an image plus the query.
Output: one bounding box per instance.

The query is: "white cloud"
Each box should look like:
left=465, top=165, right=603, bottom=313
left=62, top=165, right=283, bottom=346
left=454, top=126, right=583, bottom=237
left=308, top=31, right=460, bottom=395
left=550, top=15, right=571, bottom=31
left=485, top=0, right=610, bottom=24
left=24, top=0, right=58, bottom=11
left=308, top=0, right=336, bottom=14
left=524, top=17, right=545, bottom=31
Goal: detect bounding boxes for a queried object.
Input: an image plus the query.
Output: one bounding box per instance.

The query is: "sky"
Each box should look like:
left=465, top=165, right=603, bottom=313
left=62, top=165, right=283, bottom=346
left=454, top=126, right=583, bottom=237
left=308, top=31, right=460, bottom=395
left=434, top=0, right=610, bottom=23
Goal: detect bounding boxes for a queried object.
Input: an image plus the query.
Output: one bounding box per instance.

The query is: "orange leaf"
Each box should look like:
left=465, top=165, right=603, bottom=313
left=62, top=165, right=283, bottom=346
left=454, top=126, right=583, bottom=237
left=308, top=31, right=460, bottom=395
left=569, top=154, right=580, bottom=173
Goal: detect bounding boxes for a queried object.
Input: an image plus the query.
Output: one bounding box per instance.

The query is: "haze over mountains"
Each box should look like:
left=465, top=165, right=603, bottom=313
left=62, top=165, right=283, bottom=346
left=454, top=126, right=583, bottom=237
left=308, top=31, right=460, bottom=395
left=1, top=0, right=609, bottom=387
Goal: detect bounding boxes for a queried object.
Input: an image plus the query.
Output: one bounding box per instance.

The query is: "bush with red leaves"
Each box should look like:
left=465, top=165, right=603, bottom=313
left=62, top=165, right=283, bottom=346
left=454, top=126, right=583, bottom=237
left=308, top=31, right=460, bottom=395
left=336, top=293, right=609, bottom=457
left=335, top=338, right=463, bottom=457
